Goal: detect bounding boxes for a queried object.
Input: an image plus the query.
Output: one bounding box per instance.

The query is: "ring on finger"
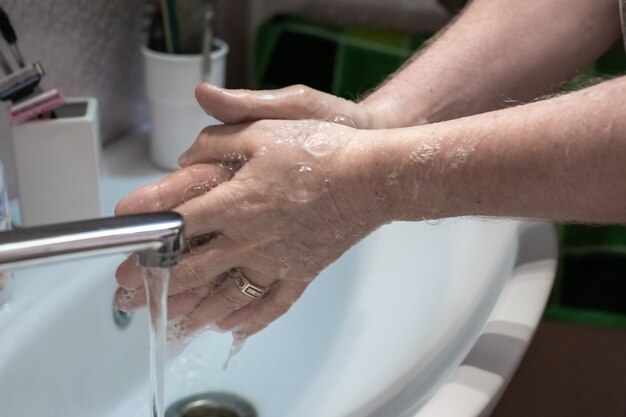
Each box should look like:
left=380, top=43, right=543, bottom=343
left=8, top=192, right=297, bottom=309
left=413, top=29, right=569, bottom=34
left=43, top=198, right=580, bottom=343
left=234, top=269, right=268, bottom=300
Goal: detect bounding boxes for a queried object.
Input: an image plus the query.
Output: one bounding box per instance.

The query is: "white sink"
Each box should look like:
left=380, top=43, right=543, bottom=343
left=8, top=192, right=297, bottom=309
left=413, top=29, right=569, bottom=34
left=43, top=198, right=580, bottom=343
left=0, top=135, right=557, bottom=417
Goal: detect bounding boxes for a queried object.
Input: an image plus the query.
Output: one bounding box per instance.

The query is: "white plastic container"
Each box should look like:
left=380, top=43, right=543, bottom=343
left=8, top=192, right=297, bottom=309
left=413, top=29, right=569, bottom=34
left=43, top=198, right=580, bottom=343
left=10, top=98, right=102, bottom=227
left=0, top=160, right=12, bottom=306
left=143, top=38, right=228, bottom=170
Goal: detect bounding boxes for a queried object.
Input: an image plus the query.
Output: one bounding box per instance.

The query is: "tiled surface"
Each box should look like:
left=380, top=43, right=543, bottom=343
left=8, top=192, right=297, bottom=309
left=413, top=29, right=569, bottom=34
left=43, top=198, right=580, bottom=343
left=491, top=320, right=626, bottom=417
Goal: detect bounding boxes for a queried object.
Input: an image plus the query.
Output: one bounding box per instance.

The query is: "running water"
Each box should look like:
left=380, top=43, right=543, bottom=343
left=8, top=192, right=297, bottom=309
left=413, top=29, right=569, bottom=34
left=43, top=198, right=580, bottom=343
left=142, top=267, right=170, bottom=417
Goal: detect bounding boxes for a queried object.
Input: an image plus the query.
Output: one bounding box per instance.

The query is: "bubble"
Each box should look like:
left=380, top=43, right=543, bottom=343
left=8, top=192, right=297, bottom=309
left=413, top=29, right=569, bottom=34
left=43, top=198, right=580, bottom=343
left=386, top=169, right=400, bottom=186
left=301, top=131, right=338, bottom=156
left=277, top=120, right=338, bottom=157
left=116, top=287, right=138, bottom=307
left=284, top=164, right=325, bottom=203
left=327, top=114, right=356, bottom=128
left=167, top=315, right=194, bottom=358
left=222, top=152, right=248, bottom=163
left=409, top=137, right=443, bottom=163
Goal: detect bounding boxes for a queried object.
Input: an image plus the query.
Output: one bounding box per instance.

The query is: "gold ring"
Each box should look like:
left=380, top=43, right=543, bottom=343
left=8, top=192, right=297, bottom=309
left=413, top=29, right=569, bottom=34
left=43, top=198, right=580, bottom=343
left=235, top=271, right=268, bottom=299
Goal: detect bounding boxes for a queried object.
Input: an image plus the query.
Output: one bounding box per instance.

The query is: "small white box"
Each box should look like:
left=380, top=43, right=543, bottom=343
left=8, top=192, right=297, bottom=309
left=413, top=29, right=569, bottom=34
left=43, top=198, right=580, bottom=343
left=11, top=98, right=102, bottom=226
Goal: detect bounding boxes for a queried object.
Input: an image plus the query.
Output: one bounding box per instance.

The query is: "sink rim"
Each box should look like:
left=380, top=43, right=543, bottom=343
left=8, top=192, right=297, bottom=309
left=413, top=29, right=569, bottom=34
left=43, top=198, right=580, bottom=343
left=0, top=220, right=556, bottom=417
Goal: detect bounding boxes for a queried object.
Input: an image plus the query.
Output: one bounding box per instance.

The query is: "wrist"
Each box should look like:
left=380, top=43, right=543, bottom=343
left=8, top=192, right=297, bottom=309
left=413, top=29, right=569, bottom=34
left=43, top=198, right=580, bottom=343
left=333, top=127, right=431, bottom=225
left=339, top=125, right=472, bottom=224
left=359, top=85, right=443, bottom=129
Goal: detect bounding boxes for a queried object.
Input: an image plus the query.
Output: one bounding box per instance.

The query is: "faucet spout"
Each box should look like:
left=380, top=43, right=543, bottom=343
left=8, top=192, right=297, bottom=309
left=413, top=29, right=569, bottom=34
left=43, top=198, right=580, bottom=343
left=0, top=212, right=184, bottom=270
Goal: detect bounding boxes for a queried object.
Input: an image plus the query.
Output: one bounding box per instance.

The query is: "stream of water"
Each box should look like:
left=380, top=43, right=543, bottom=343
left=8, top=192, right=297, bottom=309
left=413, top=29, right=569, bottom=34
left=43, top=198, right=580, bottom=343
left=142, top=267, right=170, bottom=417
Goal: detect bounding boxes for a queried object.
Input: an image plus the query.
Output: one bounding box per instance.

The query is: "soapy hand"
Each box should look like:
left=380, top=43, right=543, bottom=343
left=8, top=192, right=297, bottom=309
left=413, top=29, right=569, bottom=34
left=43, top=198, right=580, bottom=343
left=114, top=82, right=391, bottom=341
left=116, top=119, right=390, bottom=340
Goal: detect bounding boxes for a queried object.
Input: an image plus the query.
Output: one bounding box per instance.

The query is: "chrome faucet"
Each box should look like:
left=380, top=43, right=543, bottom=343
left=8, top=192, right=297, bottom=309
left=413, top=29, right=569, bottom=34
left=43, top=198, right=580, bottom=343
left=0, top=212, right=184, bottom=270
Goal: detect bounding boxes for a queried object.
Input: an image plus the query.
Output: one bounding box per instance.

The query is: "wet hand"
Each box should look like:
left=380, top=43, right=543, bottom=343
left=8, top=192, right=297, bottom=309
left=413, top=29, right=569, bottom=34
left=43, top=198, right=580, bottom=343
left=195, top=83, right=383, bottom=128
left=116, top=119, right=391, bottom=339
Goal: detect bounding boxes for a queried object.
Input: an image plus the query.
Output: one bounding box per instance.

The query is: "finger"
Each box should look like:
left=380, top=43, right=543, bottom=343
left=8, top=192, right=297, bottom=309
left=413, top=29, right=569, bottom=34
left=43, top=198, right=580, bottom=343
left=167, top=234, right=243, bottom=295
left=115, top=285, right=146, bottom=312
left=185, top=269, right=276, bottom=332
left=115, top=256, right=143, bottom=290
left=169, top=232, right=278, bottom=296
left=115, top=230, right=222, bottom=291
left=216, top=280, right=308, bottom=334
left=178, top=123, right=257, bottom=168
left=174, top=179, right=246, bottom=236
left=116, top=283, right=212, bottom=318
left=115, top=163, right=236, bottom=215
left=167, top=286, right=211, bottom=319
left=195, top=83, right=362, bottom=124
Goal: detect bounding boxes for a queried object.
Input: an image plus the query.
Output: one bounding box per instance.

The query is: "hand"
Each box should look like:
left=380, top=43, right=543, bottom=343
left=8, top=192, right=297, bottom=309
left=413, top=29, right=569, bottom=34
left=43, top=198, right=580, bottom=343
left=194, top=83, right=394, bottom=128
left=116, top=119, right=391, bottom=339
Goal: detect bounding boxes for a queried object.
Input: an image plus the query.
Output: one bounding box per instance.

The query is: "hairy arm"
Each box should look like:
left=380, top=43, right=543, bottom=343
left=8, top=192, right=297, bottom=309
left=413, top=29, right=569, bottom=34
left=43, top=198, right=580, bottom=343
left=362, top=0, right=622, bottom=126
left=356, top=75, right=626, bottom=224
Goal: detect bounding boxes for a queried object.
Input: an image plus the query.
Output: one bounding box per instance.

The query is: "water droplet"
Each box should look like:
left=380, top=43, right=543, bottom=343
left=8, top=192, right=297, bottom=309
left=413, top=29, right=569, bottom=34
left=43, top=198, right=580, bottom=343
left=223, top=328, right=249, bottom=370
left=327, top=114, right=356, bottom=128
left=284, top=164, right=325, bottom=203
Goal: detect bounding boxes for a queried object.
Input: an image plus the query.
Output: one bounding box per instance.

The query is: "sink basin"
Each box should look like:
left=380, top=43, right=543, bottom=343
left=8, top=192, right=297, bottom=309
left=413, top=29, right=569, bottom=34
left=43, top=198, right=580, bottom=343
left=0, top=135, right=557, bottom=417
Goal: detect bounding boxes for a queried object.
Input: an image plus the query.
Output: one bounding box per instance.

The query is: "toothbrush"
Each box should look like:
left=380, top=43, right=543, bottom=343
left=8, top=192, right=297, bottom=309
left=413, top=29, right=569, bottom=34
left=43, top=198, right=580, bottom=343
left=0, top=7, right=25, bottom=67
left=201, top=2, right=214, bottom=81
left=0, top=49, right=11, bottom=75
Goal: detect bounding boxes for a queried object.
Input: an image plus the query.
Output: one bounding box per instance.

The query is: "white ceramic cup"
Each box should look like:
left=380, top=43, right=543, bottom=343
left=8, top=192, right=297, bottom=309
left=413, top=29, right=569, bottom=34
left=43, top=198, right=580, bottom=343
left=143, top=38, right=228, bottom=170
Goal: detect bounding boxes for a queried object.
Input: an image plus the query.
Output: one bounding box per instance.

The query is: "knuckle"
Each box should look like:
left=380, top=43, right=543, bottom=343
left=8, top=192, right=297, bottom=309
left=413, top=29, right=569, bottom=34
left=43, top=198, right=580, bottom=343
left=197, top=128, right=214, bottom=146
left=220, top=288, right=248, bottom=310
left=293, top=84, right=309, bottom=96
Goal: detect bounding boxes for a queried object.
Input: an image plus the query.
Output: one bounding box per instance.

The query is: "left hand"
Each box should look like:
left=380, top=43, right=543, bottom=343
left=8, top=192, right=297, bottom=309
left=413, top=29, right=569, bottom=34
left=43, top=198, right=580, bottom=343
left=115, top=119, right=391, bottom=338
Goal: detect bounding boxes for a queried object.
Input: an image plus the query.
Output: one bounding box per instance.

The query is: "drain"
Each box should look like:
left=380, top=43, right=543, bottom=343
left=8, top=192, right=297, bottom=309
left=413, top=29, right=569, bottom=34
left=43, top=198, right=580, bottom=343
left=165, top=392, right=257, bottom=417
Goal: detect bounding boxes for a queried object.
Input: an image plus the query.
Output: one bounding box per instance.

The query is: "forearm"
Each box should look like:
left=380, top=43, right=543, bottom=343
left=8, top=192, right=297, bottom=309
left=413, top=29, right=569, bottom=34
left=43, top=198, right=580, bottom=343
left=361, top=0, right=621, bottom=127
left=357, top=75, right=626, bottom=224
